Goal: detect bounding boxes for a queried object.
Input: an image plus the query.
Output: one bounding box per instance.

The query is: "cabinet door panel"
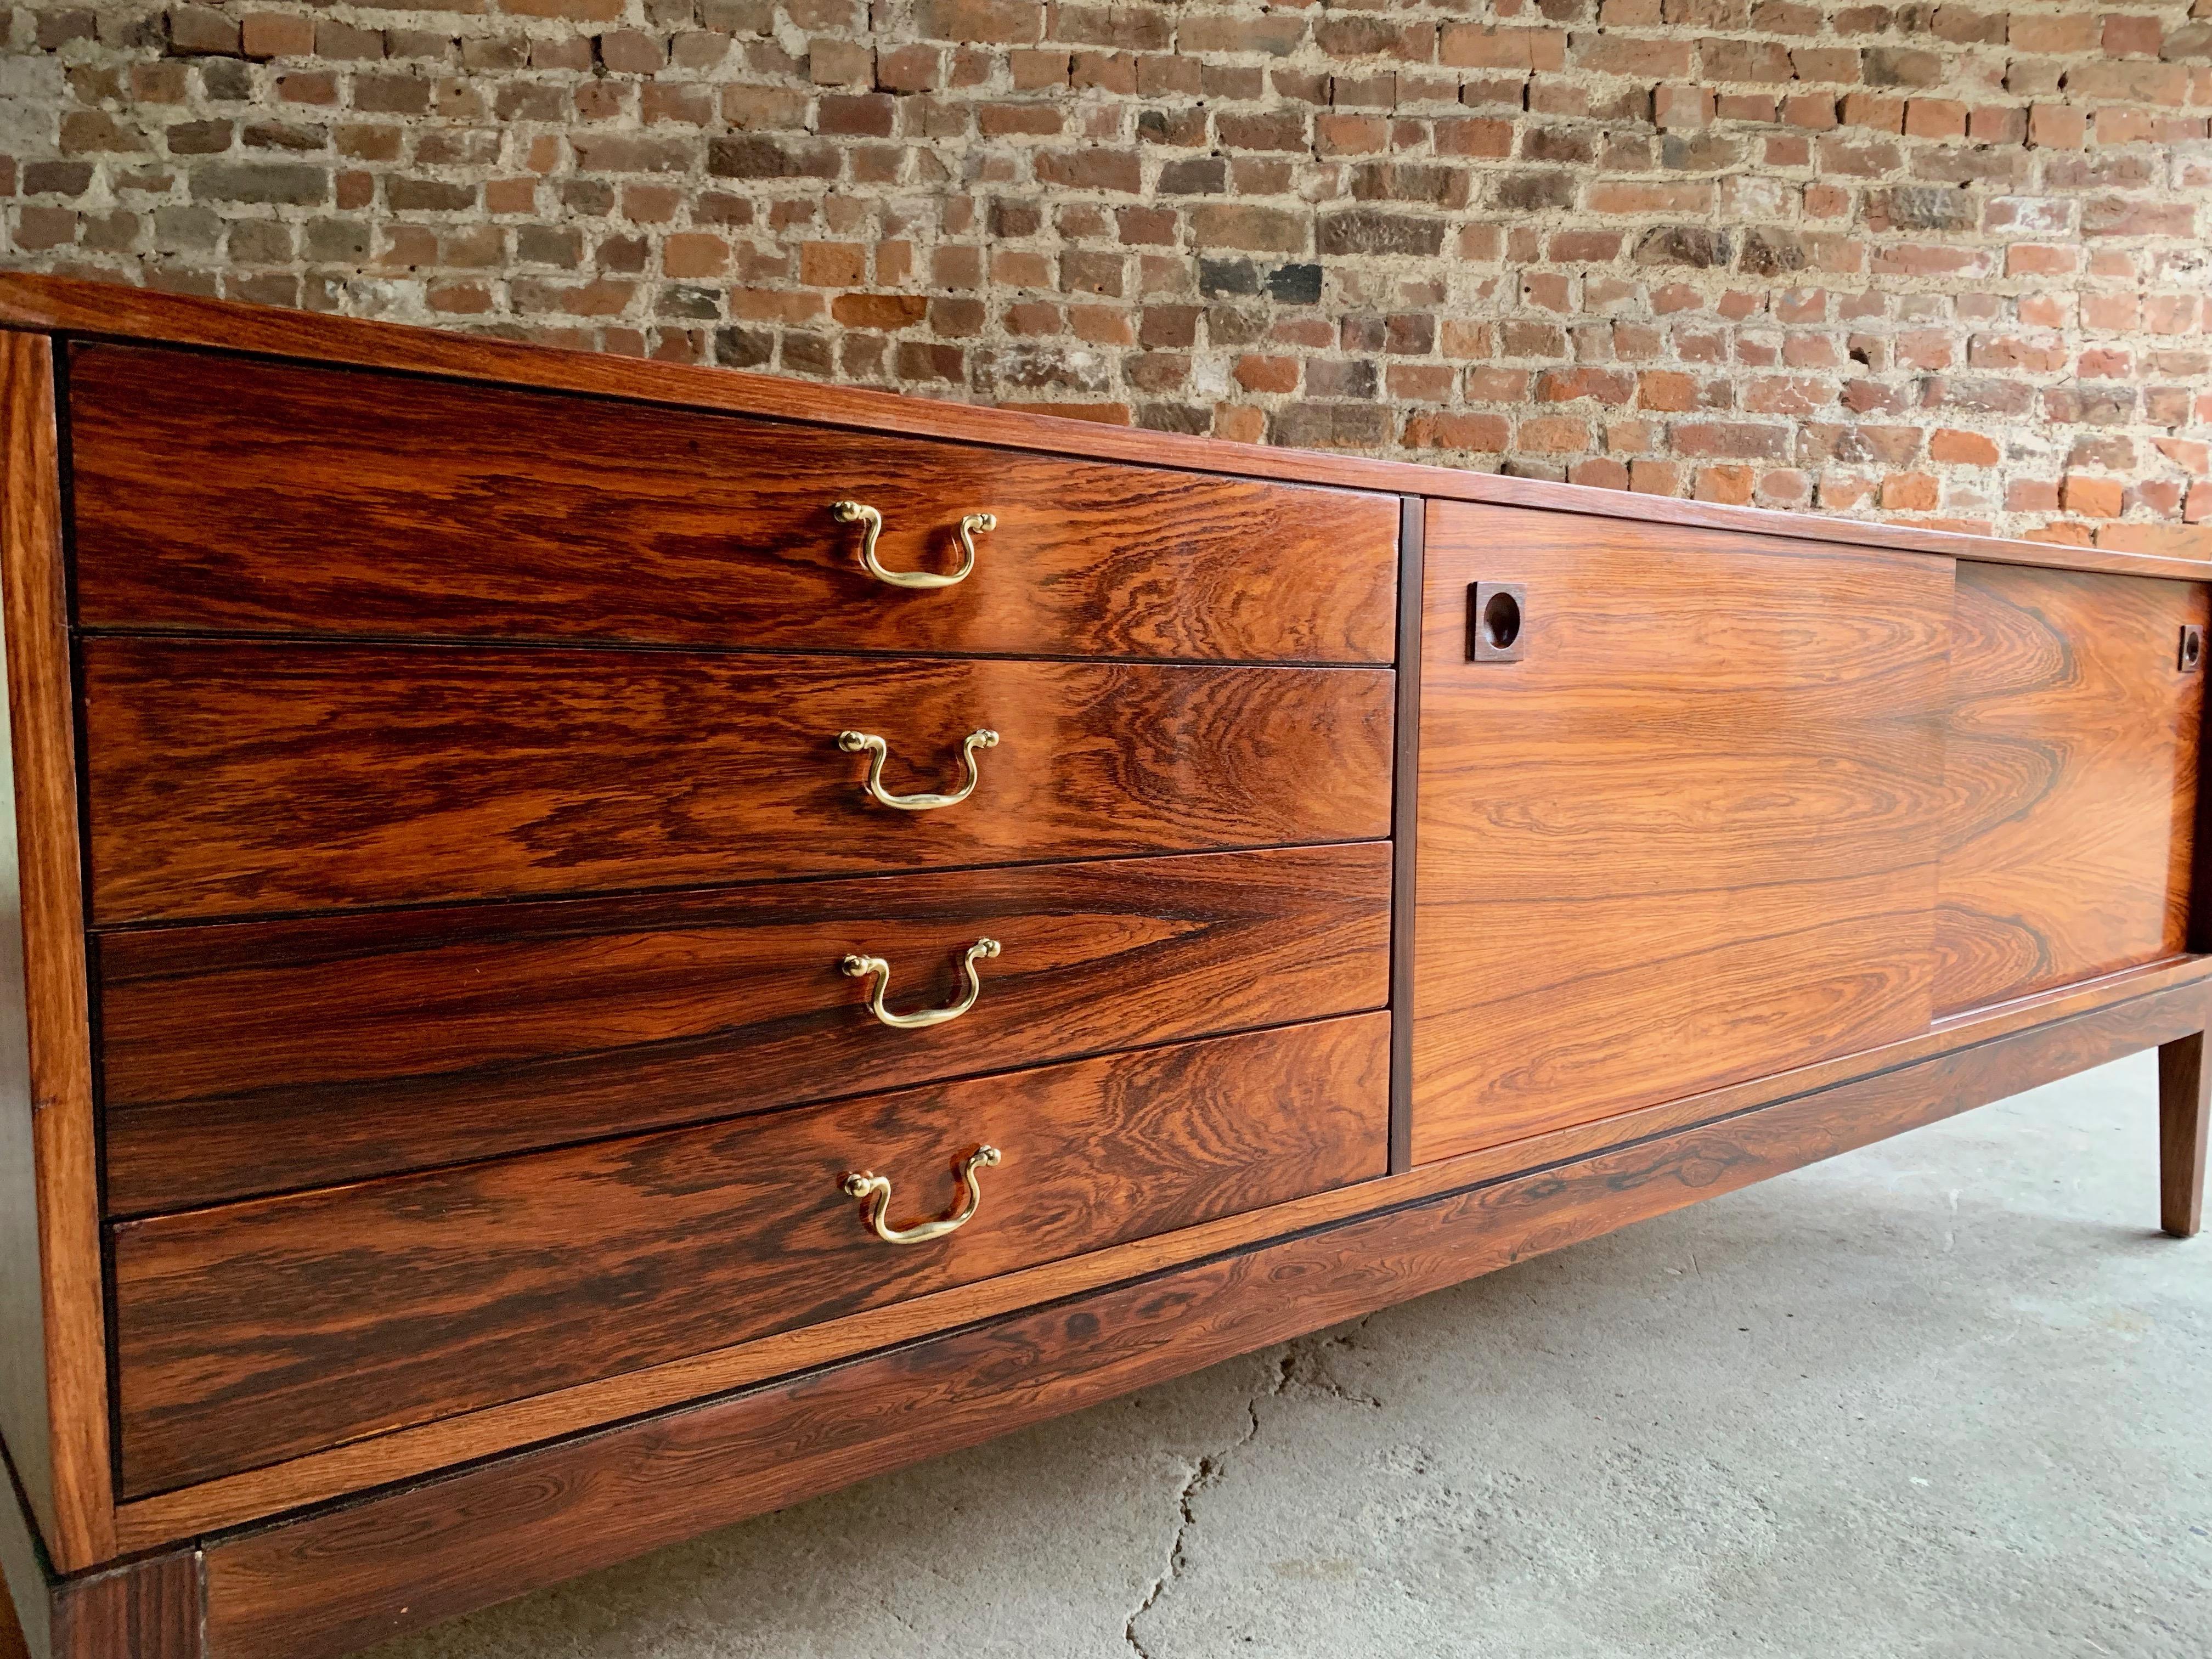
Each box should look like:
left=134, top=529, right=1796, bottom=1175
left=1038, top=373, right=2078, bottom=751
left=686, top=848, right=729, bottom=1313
left=1935, top=562, right=2205, bottom=1015
left=1412, top=503, right=1950, bottom=1163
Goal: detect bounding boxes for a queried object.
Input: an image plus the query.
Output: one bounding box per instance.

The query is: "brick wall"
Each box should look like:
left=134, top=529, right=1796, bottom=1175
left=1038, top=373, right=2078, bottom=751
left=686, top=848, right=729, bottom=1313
left=5, top=1, right=2211, bottom=551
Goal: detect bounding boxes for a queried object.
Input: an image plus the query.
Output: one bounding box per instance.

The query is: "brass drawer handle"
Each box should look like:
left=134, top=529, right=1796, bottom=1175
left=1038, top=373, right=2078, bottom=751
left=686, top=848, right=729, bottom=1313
left=841, top=937, right=1000, bottom=1029
left=842, top=1145, right=1002, bottom=1246
left=832, top=499, right=996, bottom=590
left=838, top=727, right=997, bottom=811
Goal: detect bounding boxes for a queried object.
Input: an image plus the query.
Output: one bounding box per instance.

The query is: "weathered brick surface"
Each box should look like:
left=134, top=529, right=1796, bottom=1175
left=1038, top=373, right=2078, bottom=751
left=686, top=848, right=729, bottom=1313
left=3, top=1, right=2210, bottom=549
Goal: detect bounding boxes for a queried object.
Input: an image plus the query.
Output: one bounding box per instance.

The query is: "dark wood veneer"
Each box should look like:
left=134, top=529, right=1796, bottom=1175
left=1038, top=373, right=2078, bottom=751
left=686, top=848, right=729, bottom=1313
left=82, top=640, right=1396, bottom=924
left=100, top=843, right=1392, bottom=1215
left=112, top=1014, right=1389, bottom=1497
left=68, top=343, right=1399, bottom=666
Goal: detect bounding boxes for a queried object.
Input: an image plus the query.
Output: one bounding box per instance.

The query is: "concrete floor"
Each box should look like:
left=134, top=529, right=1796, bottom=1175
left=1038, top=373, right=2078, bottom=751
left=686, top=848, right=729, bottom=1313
left=371, top=1052, right=2211, bottom=1659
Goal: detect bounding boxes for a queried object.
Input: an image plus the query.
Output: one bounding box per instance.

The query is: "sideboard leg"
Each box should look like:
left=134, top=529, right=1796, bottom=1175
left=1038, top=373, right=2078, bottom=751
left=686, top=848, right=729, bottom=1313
left=2158, top=1031, right=2210, bottom=1238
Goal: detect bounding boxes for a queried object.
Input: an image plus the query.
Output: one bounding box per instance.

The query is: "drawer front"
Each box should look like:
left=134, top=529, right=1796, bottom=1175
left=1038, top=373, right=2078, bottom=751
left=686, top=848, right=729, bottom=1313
left=100, top=843, right=1395, bottom=1215
left=111, top=1012, right=1391, bottom=1496
left=83, top=641, right=1396, bottom=924
left=68, top=343, right=1399, bottom=664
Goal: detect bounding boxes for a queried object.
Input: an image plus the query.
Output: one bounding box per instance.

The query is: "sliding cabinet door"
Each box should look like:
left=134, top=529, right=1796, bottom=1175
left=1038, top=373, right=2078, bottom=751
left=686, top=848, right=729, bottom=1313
left=1936, top=562, right=2205, bottom=1015
left=1410, top=502, right=1951, bottom=1163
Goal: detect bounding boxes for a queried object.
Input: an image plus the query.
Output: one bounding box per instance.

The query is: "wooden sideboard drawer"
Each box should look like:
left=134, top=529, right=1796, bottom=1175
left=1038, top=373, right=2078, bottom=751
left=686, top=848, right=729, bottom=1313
left=99, top=843, right=1395, bottom=1215
left=67, top=343, right=1400, bottom=664
left=110, top=1012, right=1390, bottom=1497
left=82, top=639, right=1396, bottom=924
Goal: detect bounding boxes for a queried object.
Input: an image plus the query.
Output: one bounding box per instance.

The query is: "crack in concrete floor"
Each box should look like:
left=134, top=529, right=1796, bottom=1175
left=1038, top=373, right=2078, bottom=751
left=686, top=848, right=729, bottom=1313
left=1126, top=1351, right=1293, bottom=1658
left=1128, top=1319, right=1392, bottom=1656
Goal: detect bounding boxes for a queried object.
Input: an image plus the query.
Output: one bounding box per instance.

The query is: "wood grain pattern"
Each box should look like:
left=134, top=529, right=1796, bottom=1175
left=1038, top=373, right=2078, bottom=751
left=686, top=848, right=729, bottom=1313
left=193, top=978, right=2208, bottom=1659
left=82, top=640, right=1395, bottom=924
left=68, top=343, right=1397, bottom=665
left=6, top=273, right=2200, bottom=584
left=1936, top=562, right=2206, bottom=1016
left=112, top=1014, right=1388, bottom=1497
left=100, top=843, right=1391, bottom=1215
left=0, top=335, right=111, bottom=1572
left=0, top=1487, right=200, bottom=1659
left=109, top=949, right=2212, bottom=1551
left=2160, top=1029, right=2209, bottom=1238
left=1410, top=500, right=1951, bottom=1163
left=49, top=1556, right=202, bottom=1659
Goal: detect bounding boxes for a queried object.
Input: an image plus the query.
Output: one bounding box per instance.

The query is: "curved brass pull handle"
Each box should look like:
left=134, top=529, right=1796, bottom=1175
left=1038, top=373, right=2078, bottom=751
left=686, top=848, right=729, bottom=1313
left=841, top=937, right=1000, bottom=1029
left=832, top=499, right=996, bottom=590
left=837, top=728, right=997, bottom=811
left=842, top=1145, right=1002, bottom=1246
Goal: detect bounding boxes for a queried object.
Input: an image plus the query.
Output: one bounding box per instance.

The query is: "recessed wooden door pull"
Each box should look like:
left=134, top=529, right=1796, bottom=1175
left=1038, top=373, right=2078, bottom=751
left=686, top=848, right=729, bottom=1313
left=831, top=498, right=996, bottom=590
left=841, top=1146, right=1002, bottom=1245
left=837, top=727, right=998, bottom=810
left=840, top=937, right=1001, bottom=1029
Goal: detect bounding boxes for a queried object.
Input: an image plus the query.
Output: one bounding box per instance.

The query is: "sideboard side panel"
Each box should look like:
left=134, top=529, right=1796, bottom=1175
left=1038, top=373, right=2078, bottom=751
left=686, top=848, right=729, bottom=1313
left=1936, top=561, right=2208, bottom=1015
left=1410, top=501, right=1953, bottom=1163
left=0, top=334, right=112, bottom=1572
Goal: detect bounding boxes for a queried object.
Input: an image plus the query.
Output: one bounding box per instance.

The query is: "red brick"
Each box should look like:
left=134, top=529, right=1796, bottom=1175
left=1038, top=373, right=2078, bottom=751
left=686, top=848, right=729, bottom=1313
left=240, top=13, right=313, bottom=58
left=1929, top=428, right=1999, bottom=466
left=1741, top=376, right=1831, bottom=415
left=170, top=6, right=242, bottom=54
left=1517, top=415, right=1590, bottom=454
left=916, top=0, right=1042, bottom=44
left=1536, top=366, right=1635, bottom=404
left=831, top=292, right=926, bottom=328
left=976, top=102, right=1062, bottom=137
left=1903, top=98, right=1966, bottom=139
left=2103, top=13, right=2165, bottom=56
left=1879, top=472, right=1938, bottom=511
left=2062, top=474, right=2126, bottom=517
left=1695, top=465, right=1755, bottom=505
left=877, top=44, right=942, bottom=92
left=1654, top=85, right=1713, bottom=128
left=2155, top=438, right=2212, bottom=475
left=1434, top=117, right=1514, bottom=157
left=1440, top=26, right=1565, bottom=71
left=2010, top=13, right=2097, bottom=53
left=1234, top=354, right=1299, bottom=393
left=1573, top=35, right=1691, bottom=76
left=1404, top=411, right=1511, bottom=452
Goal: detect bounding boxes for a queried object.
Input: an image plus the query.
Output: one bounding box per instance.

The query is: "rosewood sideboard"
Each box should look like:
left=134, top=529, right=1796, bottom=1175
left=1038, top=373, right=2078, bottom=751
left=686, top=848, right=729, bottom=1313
left=0, top=272, right=2204, bottom=1658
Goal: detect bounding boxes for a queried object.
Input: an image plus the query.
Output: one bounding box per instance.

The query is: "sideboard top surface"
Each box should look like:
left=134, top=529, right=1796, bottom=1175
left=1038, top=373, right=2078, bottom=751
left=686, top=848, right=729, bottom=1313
left=0, top=271, right=2199, bottom=586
